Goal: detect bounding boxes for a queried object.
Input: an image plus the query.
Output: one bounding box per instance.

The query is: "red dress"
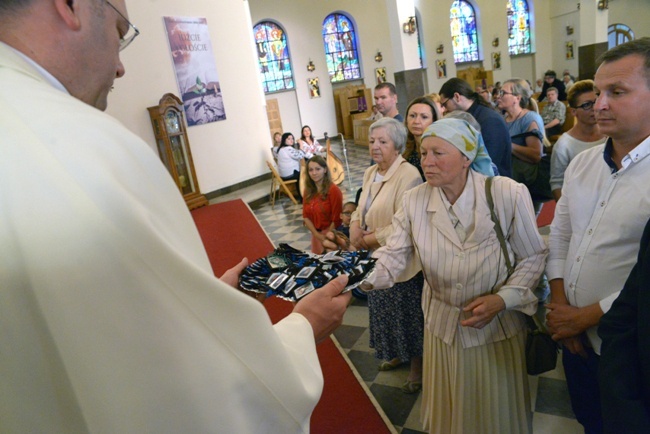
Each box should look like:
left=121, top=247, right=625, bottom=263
left=302, top=183, right=343, bottom=253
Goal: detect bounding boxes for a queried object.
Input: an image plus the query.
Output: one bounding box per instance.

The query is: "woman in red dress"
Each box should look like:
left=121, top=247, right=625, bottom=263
left=302, top=155, right=342, bottom=253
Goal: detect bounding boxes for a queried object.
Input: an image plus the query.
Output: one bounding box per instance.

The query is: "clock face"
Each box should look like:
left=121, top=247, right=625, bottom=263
left=165, top=110, right=181, bottom=134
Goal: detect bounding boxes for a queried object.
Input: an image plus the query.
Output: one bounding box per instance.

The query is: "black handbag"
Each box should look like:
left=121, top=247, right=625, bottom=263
left=510, top=131, right=554, bottom=202
left=485, top=177, right=559, bottom=375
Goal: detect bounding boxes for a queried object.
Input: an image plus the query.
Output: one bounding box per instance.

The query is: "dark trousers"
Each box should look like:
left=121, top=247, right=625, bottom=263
left=562, top=344, right=604, bottom=434
left=546, top=124, right=563, bottom=137
left=281, top=170, right=302, bottom=202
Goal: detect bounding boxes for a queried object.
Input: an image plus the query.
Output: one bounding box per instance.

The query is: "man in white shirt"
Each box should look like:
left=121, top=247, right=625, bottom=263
left=0, top=1, right=350, bottom=432
left=546, top=37, right=650, bottom=434
left=549, top=80, right=607, bottom=201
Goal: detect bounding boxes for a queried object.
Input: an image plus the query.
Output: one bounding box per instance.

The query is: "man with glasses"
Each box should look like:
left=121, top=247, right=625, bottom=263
left=0, top=1, right=351, bottom=432
left=549, top=80, right=606, bottom=201
left=546, top=38, right=650, bottom=433
left=439, top=77, right=512, bottom=177
left=539, top=69, right=567, bottom=102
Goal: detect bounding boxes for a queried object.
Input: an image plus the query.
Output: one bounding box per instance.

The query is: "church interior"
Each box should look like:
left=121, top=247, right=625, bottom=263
left=105, top=1, right=650, bottom=432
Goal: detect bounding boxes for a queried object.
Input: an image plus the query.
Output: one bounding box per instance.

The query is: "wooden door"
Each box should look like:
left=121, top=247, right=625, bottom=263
left=266, top=98, right=283, bottom=144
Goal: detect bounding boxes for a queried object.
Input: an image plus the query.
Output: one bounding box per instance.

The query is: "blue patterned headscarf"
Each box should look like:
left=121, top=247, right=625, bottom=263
left=421, top=118, right=495, bottom=177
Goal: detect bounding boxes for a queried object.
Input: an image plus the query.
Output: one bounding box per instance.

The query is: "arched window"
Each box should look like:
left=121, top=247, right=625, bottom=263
left=253, top=21, right=294, bottom=93
left=507, top=0, right=532, bottom=55
left=450, top=0, right=479, bottom=63
left=322, top=13, right=361, bottom=82
left=608, top=24, right=634, bottom=49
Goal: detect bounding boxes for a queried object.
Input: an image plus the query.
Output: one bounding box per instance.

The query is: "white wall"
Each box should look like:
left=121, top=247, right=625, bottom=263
left=265, top=91, right=303, bottom=138
left=548, top=2, right=580, bottom=79
left=107, top=0, right=271, bottom=194
left=608, top=0, right=650, bottom=41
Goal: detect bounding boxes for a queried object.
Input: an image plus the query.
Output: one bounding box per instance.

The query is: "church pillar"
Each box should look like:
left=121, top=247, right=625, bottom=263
left=578, top=0, right=609, bottom=80
left=384, top=0, right=428, bottom=117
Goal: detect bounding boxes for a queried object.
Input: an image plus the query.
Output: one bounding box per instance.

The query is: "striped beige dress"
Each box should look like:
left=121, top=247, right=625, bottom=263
left=367, top=171, right=547, bottom=434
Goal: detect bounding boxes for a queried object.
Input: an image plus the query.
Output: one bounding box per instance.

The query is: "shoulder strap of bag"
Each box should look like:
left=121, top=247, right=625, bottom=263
left=486, top=178, right=541, bottom=331
left=485, top=177, right=514, bottom=278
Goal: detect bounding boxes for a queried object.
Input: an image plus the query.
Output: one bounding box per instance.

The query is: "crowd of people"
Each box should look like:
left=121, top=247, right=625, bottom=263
left=3, top=0, right=649, bottom=432
left=323, top=41, right=650, bottom=433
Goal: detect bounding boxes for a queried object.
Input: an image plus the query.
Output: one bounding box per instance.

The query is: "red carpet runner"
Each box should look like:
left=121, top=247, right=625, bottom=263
left=537, top=199, right=556, bottom=228
left=192, top=200, right=393, bottom=434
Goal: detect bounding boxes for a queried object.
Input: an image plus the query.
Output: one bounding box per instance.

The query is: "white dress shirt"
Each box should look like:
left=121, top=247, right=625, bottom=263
left=547, top=137, right=650, bottom=353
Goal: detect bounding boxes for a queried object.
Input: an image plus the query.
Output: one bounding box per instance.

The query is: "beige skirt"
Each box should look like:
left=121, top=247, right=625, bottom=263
left=421, top=329, right=531, bottom=434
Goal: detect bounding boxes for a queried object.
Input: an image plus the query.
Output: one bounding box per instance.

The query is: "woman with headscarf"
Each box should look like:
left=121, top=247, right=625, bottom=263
left=360, top=118, right=547, bottom=433
left=350, top=117, right=425, bottom=393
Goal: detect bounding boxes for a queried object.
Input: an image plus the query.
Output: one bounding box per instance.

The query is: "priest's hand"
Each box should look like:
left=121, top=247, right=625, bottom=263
left=220, top=258, right=248, bottom=288
left=220, top=258, right=266, bottom=302
left=294, top=275, right=351, bottom=343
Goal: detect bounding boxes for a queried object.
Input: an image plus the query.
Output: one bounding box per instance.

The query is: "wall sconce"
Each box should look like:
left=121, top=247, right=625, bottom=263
left=436, top=44, right=444, bottom=54
left=492, top=37, right=499, bottom=47
left=374, top=51, right=383, bottom=62
left=306, top=59, right=315, bottom=72
left=566, top=25, right=574, bottom=35
left=597, top=0, right=608, bottom=10
left=402, top=16, right=416, bottom=34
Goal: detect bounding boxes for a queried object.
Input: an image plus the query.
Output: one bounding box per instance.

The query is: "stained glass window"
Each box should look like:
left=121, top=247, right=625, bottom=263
left=507, top=0, right=532, bottom=55
left=253, top=21, right=294, bottom=93
left=450, top=0, right=479, bottom=64
left=608, top=24, right=634, bottom=49
left=322, top=13, right=361, bottom=83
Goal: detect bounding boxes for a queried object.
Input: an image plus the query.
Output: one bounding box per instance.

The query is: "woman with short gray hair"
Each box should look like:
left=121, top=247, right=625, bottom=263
left=351, top=117, right=425, bottom=393
left=367, top=116, right=407, bottom=153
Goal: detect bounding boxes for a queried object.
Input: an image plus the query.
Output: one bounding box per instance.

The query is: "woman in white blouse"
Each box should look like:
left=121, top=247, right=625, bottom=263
left=298, top=125, right=324, bottom=159
left=362, top=118, right=547, bottom=434
left=276, top=132, right=304, bottom=201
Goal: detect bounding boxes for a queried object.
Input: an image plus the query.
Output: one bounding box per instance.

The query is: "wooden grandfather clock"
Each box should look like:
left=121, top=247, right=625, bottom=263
left=148, top=93, right=208, bottom=210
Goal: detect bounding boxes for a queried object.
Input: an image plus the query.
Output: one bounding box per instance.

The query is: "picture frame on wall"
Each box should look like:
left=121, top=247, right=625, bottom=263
left=308, top=77, right=320, bottom=98
left=436, top=59, right=447, bottom=79
left=492, top=52, right=501, bottom=70
left=566, top=40, right=575, bottom=59
left=375, top=67, right=387, bottom=84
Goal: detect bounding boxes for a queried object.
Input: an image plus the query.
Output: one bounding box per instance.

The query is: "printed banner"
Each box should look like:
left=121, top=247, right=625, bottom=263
left=164, top=16, right=226, bottom=126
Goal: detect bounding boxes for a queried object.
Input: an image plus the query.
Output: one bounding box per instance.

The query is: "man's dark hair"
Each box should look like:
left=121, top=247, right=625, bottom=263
left=598, top=37, right=650, bottom=85
left=0, top=0, right=32, bottom=13
left=374, top=82, right=397, bottom=95
left=439, top=77, right=491, bottom=108
left=544, top=70, right=557, bottom=78
left=567, top=79, right=595, bottom=108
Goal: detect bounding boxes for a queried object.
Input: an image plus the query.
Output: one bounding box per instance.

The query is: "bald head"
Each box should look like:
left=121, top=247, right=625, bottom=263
left=0, top=0, right=128, bottom=110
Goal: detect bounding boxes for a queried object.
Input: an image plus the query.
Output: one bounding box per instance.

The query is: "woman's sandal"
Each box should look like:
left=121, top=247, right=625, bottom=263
left=377, top=360, right=402, bottom=371
left=401, top=380, right=422, bottom=394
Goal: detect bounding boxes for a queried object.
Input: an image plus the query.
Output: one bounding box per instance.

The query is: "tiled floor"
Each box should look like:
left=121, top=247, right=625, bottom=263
left=221, top=139, right=583, bottom=433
